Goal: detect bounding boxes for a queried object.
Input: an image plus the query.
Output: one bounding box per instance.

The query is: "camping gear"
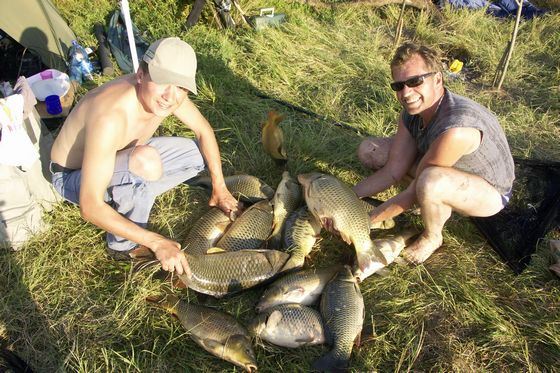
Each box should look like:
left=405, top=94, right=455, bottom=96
left=68, top=40, right=93, bottom=84
left=471, top=157, right=560, bottom=274
left=0, top=94, right=39, bottom=168
left=0, top=0, right=76, bottom=72
left=0, top=81, right=61, bottom=250
left=44, top=95, right=62, bottom=115
left=120, top=0, right=139, bottom=73
left=106, top=9, right=149, bottom=74
left=249, top=7, right=286, bottom=31
left=26, top=69, right=70, bottom=101
left=93, top=24, right=114, bottom=76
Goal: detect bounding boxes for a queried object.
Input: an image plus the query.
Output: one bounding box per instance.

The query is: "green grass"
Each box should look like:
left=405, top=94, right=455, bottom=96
left=2, top=0, right=560, bottom=371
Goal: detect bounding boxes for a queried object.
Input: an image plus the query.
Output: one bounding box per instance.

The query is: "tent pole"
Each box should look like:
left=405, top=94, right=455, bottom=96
left=120, top=0, right=139, bottom=73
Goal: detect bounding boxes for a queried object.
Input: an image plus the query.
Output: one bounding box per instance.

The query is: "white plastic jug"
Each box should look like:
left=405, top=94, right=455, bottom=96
left=27, top=69, right=70, bottom=101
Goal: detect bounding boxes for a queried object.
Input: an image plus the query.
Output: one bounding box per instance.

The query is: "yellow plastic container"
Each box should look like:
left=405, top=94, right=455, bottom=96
left=450, top=59, right=464, bottom=74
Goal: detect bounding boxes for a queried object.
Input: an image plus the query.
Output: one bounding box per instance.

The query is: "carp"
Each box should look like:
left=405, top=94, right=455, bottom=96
left=297, top=172, right=387, bottom=280
left=313, top=266, right=364, bottom=372
left=281, top=206, right=322, bottom=271
left=147, top=294, right=257, bottom=372
left=190, top=174, right=275, bottom=204
left=248, top=304, right=325, bottom=348
left=268, top=171, right=302, bottom=250
left=261, top=110, right=287, bottom=164
left=216, top=200, right=274, bottom=252
left=182, top=207, right=232, bottom=256
left=256, top=266, right=340, bottom=312
left=178, top=249, right=289, bottom=297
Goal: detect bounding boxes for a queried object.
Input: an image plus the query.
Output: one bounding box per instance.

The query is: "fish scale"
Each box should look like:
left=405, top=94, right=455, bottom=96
left=179, top=249, right=289, bottom=297
left=256, top=266, right=340, bottom=312
left=269, top=171, right=302, bottom=249
left=190, top=174, right=275, bottom=203
left=248, top=303, right=325, bottom=348
left=216, top=200, right=274, bottom=251
left=314, top=266, right=364, bottom=371
left=182, top=207, right=232, bottom=256
left=281, top=206, right=322, bottom=271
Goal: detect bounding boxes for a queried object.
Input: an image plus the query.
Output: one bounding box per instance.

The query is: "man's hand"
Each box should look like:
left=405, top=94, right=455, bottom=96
left=149, top=237, right=191, bottom=278
left=209, top=186, right=242, bottom=220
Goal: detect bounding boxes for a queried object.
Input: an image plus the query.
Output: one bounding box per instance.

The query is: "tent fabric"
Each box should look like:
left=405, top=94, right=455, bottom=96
left=438, top=0, right=547, bottom=19
left=0, top=0, right=76, bottom=71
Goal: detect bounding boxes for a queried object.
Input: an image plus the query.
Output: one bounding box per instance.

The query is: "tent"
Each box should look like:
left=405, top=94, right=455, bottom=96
left=0, top=0, right=76, bottom=72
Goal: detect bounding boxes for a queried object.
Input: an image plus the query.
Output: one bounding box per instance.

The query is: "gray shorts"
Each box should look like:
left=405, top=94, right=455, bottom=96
left=50, top=136, right=205, bottom=251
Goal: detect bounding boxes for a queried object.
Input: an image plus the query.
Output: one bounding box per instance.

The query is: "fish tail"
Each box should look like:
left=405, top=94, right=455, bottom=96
left=146, top=293, right=180, bottom=314
left=312, top=351, right=348, bottom=372
left=399, top=227, right=420, bottom=243
left=267, top=110, right=284, bottom=126
left=280, top=252, right=305, bottom=272
left=132, top=258, right=160, bottom=273
left=364, top=239, right=388, bottom=266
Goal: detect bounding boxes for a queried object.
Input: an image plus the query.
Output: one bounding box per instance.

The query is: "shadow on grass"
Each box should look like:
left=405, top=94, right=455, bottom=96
left=0, top=243, right=63, bottom=371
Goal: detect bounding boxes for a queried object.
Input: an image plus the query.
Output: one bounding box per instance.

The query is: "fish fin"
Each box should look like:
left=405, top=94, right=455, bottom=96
left=285, top=286, right=305, bottom=298
left=312, top=351, right=349, bottom=373
left=216, top=220, right=233, bottom=233
left=375, top=268, right=391, bottom=277
left=337, top=229, right=353, bottom=245
left=265, top=310, right=283, bottom=330
left=354, top=331, right=362, bottom=348
left=207, top=247, right=226, bottom=254
left=192, top=335, right=225, bottom=355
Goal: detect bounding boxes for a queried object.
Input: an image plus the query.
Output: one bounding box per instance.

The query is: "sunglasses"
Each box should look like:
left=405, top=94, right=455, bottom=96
left=390, top=72, right=436, bottom=92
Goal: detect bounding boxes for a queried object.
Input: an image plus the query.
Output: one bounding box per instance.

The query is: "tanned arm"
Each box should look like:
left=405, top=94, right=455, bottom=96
left=173, top=97, right=240, bottom=215
left=79, top=111, right=190, bottom=276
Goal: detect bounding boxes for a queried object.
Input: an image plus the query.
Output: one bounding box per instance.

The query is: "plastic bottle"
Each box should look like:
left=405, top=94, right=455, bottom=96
left=68, top=40, right=94, bottom=84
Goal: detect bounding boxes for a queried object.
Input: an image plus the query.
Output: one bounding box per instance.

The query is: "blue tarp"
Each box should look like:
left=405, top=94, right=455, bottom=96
left=439, top=0, right=547, bottom=19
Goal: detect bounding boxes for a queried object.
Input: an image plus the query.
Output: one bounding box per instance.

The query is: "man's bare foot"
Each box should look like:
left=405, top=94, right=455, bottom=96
left=402, top=232, right=443, bottom=264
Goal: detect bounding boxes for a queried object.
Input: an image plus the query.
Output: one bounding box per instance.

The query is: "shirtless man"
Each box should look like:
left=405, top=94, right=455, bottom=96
left=50, top=37, right=239, bottom=276
left=353, top=42, right=515, bottom=264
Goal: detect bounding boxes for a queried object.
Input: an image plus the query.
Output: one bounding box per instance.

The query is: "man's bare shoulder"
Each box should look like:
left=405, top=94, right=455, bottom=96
left=83, top=75, right=137, bottom=118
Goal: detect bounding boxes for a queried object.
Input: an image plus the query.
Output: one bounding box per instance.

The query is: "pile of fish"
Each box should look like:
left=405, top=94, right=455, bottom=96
left=146, top=171, right=417, bottom=371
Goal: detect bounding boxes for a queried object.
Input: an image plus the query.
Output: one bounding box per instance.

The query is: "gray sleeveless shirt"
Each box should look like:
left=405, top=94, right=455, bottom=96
left=402, top=89, right=515, bottom=195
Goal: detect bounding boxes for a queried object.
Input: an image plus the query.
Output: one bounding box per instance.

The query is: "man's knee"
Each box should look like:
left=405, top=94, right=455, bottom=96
left=357, top=137, right=392, bottom=170
left=416, top=166, right=450, bottom=202
left=129, top=145, right=163, bottom=181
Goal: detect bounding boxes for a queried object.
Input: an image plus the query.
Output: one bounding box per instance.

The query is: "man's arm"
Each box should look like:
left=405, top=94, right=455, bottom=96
left=369, top=126, right=481, bottom=223
left=414, top=127, right=481, bottom=177
left=173, top=98, right=240, bottom=215
left=79, top=114, right=190, bottom=275
left=353, top=117, right=418, bottom=198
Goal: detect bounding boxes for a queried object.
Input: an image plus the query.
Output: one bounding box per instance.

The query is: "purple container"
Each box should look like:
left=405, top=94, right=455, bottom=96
left=45, top=95, right=62, bottom=115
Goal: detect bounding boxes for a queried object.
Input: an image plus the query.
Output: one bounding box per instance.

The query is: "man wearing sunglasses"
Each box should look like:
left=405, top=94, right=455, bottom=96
left=353, top=42, right=515, bottom=265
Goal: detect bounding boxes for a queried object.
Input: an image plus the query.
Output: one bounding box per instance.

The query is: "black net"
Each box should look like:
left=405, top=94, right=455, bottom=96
left=471, top=157, right=560, bottom=274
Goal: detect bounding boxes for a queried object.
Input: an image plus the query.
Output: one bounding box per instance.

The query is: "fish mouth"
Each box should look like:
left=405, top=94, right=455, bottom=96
left=245, top=363, right=258, bottom=372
